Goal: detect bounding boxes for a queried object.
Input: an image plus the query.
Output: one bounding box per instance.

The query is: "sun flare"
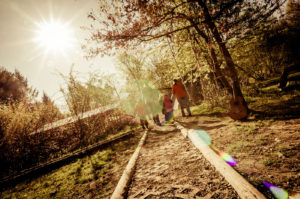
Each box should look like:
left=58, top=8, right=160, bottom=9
left=34, top=20, right=75, bottom=53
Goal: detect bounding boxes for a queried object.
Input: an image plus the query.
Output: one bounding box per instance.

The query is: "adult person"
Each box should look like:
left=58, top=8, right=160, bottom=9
left=172, top=79, right=192, bottom=117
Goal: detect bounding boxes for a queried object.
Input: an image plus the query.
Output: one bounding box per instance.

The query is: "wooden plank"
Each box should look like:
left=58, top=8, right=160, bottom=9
left=174, top=122, right=266, bottom=199
left=29, top=103, right=119, bottom=136
left=111, top=130, right=148, bottom=199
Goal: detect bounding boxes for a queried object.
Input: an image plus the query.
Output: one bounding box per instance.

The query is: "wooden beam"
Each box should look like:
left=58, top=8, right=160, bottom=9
left=111, top=130, right=148, bottom=199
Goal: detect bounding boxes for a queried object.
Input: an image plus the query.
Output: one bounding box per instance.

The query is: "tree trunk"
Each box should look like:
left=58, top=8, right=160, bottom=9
left=190, top=21, right=233, bottom=94
left=208, top=42, right=233, bottom=94
left=196, top=0, right=248, bottom=109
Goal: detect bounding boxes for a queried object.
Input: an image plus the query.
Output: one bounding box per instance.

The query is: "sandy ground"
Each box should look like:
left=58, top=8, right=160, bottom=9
left=127, top=125, right=240, bottom=199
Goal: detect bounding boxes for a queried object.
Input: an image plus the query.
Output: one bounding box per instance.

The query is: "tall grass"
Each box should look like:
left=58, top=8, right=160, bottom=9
left=0, top=100, right=136, bottom=179
left=0, top=70, right=137, bottom=180
left=0, top=101, right=58, bottom=174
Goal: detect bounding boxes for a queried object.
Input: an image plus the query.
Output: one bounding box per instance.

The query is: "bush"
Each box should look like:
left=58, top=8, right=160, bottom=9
left=0, top=100, right=135, bottom=179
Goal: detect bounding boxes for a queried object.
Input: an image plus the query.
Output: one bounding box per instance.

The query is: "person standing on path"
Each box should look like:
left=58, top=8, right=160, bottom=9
left=172, top=79, right=192, bottom=117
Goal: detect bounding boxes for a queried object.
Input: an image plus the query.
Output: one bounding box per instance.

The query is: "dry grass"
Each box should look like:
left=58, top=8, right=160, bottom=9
left=0, top=100, right=137, bottom=180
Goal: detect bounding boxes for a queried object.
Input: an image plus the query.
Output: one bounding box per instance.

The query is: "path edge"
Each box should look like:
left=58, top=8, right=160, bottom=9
left=110, top=130, right=148, bottom=199
left=174, top=121, right=266, bottom=199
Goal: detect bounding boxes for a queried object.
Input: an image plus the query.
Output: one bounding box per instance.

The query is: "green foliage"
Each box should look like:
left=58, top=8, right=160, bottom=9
left=189, top=103, right=227, bottom=116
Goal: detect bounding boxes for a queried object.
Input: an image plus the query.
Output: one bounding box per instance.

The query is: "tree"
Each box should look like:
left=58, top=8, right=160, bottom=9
left=0, top=67, right=37, bottom=103
left=86, top=0, right=286, bottom=111
left=117, top=53, right=148, bottom=83
left=39, top=92, right=63, bottom=122
left=60, top=69, right=117, bottom=115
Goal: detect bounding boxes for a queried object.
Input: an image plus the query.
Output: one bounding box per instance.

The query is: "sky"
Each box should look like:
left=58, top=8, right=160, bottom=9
left=0, top=0, right=118, bottom=106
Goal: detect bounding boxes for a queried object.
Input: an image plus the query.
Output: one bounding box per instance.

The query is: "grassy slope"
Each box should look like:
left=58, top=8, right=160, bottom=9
left=0, top=130, right=143, bottom=199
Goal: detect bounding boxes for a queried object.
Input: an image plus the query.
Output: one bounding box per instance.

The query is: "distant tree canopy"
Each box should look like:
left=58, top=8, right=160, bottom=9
left=85, top=0, right=287, bottom=108
left=0, top=67, right=37, bottom=103
left=60, top=70, right=118, bottom=115
left=86, top=0, right=285, bottom=56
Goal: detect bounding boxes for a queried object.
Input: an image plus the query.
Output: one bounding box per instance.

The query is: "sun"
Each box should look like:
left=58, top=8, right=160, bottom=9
left=34, top=20, right=75, bottom=53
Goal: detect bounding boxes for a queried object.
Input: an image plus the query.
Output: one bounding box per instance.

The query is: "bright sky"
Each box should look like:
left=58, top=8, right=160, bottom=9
left=0, top=0, right=118, bottom=106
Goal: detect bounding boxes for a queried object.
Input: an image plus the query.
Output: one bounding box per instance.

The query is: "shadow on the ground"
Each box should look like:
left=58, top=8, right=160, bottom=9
left=177, top=121, right=226, bottom=130
left=150, top=128, right=179, bottom=135
left=191, top=113, right=226, bottom=117
left=250, top=95, right=300, bottom=120
left=202, top=120, right=222, bottom=124
left=176, top=120, right=198, bottom=126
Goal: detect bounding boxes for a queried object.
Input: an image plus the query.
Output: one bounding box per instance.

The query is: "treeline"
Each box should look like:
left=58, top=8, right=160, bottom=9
left=86, top=0, right=300, bottom=108
left=0, top=67, right=134, bottom=179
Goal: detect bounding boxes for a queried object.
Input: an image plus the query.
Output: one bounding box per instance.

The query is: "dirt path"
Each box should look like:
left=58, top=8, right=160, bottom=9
left=127, top=125, right=241, bottom=199
left=176, top=115, right=300, bottom=197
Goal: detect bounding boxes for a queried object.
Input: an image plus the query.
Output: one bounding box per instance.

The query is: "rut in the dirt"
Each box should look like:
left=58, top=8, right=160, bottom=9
left=127, top=125, right=241, bottom=199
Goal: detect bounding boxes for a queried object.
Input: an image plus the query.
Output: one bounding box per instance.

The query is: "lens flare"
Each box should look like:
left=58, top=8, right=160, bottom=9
left=194, top=129, right=211, bottom=146
left=219, top=151, right=238, bottom=167
left=121, top=79, right=162, bottom=119
left=263, top=181, right=288, bottom=199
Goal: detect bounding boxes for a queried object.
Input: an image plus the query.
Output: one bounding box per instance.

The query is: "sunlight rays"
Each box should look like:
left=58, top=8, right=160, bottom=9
left=31, top=17, right=78, bottom=74
left=34, top=19, right=75, bottom=53
left=9, top=0, right=80, bottom=73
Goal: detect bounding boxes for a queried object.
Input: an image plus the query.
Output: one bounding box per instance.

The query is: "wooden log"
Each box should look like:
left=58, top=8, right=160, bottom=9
left=174, top=122, right=266, bottom=199
left=111, top=130, right=148, bottom=199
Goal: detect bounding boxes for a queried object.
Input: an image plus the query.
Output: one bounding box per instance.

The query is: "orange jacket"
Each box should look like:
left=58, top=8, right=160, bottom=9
left=172, top=81, right=187, bottom=99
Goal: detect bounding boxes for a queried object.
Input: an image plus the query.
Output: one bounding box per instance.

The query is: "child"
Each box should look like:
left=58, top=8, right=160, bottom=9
left=134, top=100, right=149, bottom=129
left=162, top=94, right=174, bottom=123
